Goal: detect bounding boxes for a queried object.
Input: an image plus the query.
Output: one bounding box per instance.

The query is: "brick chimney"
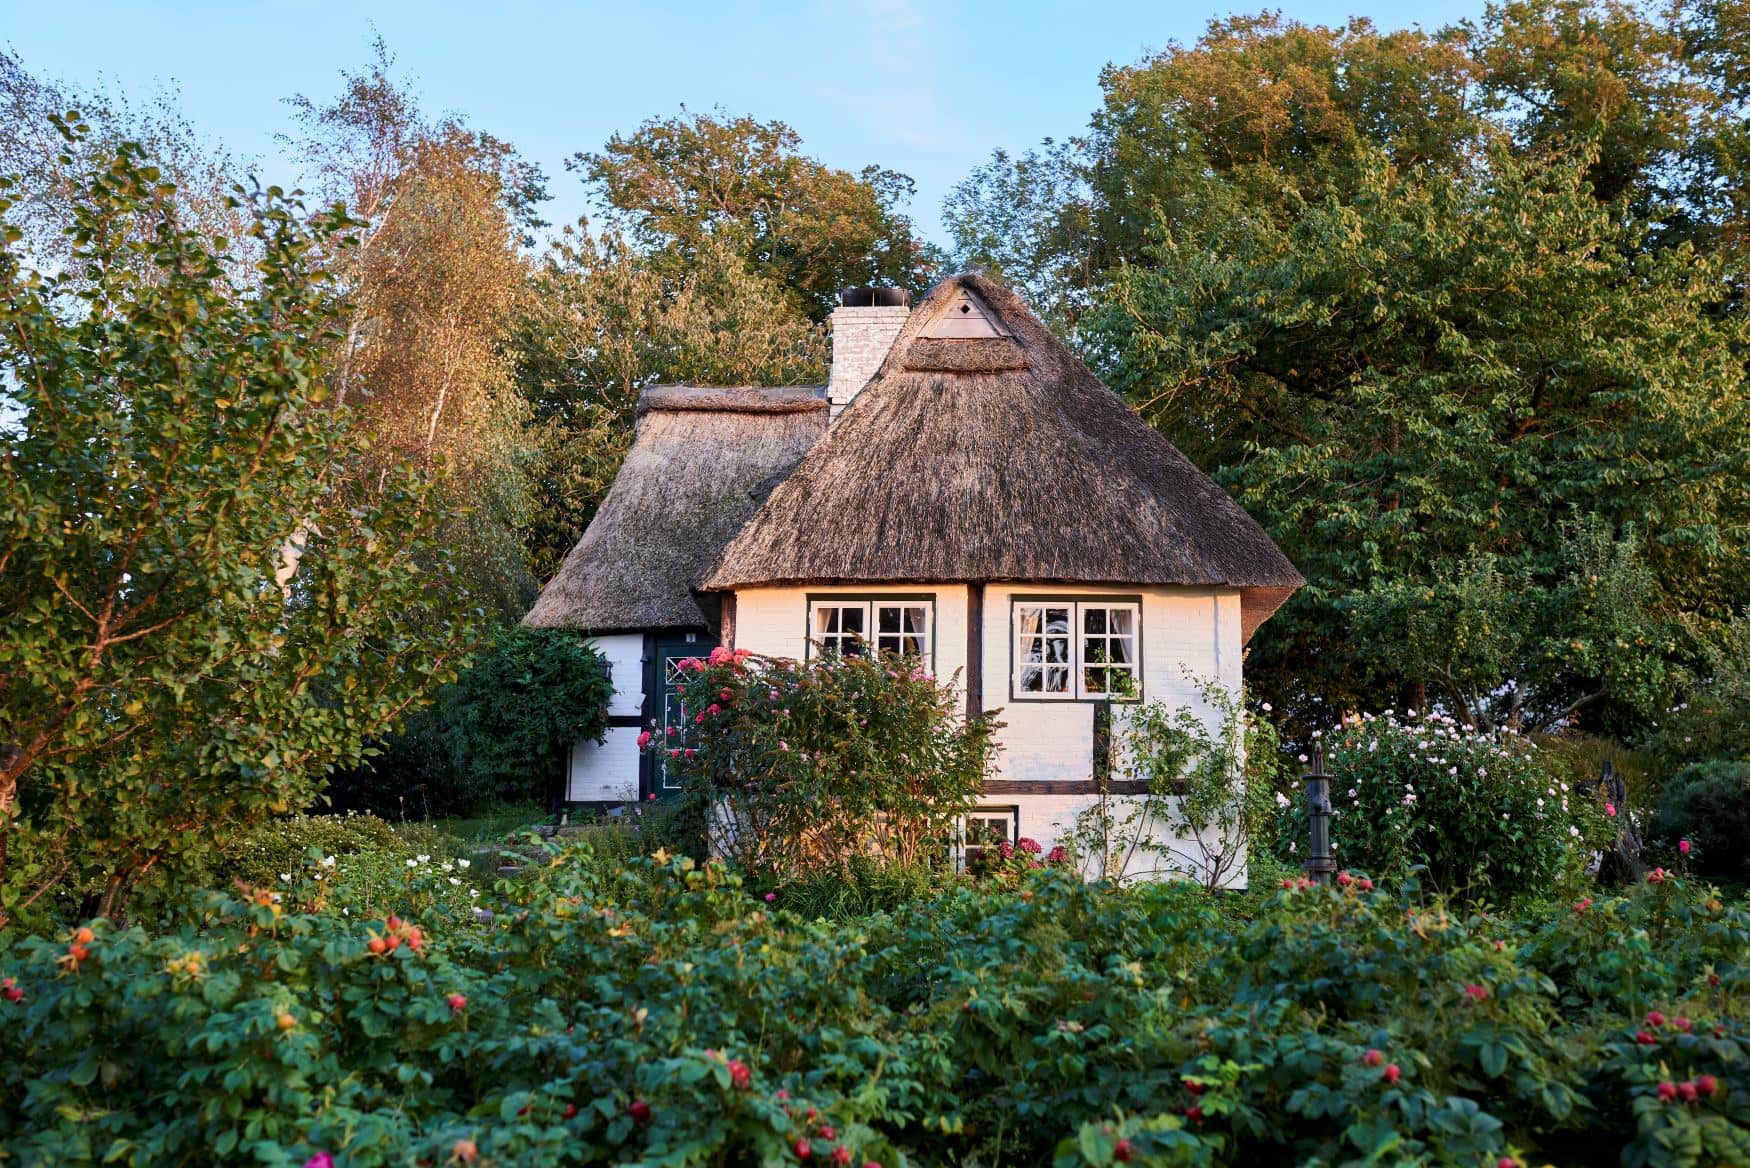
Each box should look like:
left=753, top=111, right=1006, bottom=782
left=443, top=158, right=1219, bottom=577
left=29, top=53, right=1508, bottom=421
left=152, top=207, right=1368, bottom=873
left=827, top=287, right=910, bottom=420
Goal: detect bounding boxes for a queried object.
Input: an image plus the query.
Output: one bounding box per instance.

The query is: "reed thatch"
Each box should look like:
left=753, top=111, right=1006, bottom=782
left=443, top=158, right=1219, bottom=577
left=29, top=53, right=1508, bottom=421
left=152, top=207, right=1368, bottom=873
left=525, top=385, right=827, bottom=633
left=701, top=273, right=1304, bottom=641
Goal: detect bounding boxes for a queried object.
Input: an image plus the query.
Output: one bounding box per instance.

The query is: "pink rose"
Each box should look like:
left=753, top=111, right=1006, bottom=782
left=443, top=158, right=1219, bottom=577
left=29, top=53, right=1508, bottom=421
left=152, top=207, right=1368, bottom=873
left=1679, top=838, right=1691, bottom=855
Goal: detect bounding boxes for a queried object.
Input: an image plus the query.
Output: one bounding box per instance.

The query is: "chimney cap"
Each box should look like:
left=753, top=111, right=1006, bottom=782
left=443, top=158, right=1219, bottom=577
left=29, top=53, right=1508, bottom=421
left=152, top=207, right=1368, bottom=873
left=838, top=285, right=910, bottom=308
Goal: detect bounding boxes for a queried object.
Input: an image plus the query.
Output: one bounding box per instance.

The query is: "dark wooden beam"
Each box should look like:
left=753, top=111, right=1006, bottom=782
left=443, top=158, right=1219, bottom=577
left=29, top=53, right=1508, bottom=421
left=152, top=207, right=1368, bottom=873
left=966, top=582, right=985, bottom=721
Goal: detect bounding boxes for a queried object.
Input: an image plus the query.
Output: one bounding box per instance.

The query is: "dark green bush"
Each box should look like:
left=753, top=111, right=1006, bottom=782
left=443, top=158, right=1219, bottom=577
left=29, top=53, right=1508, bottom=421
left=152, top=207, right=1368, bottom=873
left=328, top=625, right=614, bottom=818
left=1650, top=760, right=1750, bottom=880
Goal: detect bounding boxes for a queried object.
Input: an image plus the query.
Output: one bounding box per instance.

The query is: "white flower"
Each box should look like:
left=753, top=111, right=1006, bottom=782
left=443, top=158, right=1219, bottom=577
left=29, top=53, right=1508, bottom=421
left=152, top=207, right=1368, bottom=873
left=449, top=877, right=462, bottom=886
left=1502, top=813, right=1510, bottom=821
left=1348, top=788, right=1357, bottom=797
left=469, top=889, right=480, bottom=898
left=1288, top=842, right=1297, bottom=854
left=1478, top=768, right=1487, bottom=778
left=1311, top=729, right=1323, bottom=739
left=1275, top=791, right=1291, bottom=808
left=406, top=859, right=418, bottom=869
left=457, top=859, right=471, bottom=870
left=1569, top=826, right=1580, bottom=837
left=416, top=854, right=430, bottom=864
left=342, top=907, right=350, bottom=916
left=1402, top=793, right=1417, bottom=806
left=279, top=873, right=292, bottom=883
left=271, top=893, right=282, bottom=903
left=1298, top=753, right=1309, bottom=763
left=1449, top=767, right=1458, bottom=776
left=321, top=855, right=337, bottom=869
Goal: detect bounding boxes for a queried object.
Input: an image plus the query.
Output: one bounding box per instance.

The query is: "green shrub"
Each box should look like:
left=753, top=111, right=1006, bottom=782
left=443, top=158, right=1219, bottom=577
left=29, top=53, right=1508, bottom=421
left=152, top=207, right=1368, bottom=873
left=1649, top=761, right=1750, bottom=880
left=329, top=625, right=613, bottom=818
left=651, top=647, right=998, bottom=882
left=5, top=847, right=1750, bottom=1168
left=1277, top=710, right=1609, bottom=901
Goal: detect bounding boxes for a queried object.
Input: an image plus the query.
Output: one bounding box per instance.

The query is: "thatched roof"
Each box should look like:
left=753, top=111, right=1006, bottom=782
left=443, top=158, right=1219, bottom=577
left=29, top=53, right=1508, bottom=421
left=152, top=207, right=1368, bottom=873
left=701, top=274, right=1303, bottom=642
left=525, top=385, right=827, bottom=634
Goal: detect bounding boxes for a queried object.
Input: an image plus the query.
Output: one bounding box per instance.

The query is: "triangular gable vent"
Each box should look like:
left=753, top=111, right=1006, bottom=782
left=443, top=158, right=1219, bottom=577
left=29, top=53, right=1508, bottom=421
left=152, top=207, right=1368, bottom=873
left=919, top=289, right=1009, bottom=339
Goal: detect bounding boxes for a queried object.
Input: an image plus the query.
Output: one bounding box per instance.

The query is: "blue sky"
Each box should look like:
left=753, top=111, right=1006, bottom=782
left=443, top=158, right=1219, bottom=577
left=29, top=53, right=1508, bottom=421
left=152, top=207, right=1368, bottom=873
left=6, top=1, right=1484, bottom=247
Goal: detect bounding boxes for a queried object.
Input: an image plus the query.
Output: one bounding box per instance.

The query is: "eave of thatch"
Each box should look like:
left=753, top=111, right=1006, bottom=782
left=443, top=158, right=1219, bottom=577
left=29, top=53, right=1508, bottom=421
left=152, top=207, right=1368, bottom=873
left=524, top=385, right=827, bottom=634
left=700, top=273, right=1304, bottom=640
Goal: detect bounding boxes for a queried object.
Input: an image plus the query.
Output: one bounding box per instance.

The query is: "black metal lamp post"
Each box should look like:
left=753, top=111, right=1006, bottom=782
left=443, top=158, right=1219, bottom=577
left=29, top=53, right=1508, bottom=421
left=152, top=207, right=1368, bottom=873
left=1304, top=742, right=1336, bottom=884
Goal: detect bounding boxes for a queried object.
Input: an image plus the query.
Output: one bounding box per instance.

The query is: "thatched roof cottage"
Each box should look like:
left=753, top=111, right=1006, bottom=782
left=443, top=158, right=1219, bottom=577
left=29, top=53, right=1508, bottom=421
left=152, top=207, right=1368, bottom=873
left=527, top=273, right=1302, bottom=876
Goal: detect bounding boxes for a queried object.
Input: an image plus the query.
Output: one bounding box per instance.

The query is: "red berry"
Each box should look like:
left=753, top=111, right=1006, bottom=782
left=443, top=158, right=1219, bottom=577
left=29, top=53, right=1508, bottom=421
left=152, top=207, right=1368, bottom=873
left=1183, top=1078, right=1204, bottom=1095
left=776, top=1089, right=789, bottom=1101
left=1362, top=1049, right=1384, bottom=1067
left=1678, top=1081, right=1699, bottom=1103
left=564, top=1103, right=578, bottom=1119
left=517, top=1104, right=531, bottom=1117
left=831, top=1147, right=852, bottom=1167
left=368, top=938, right=387, bottom=955
left=452, top=1139, right=477, bottom=1164
left=1336, top=871, right=1353, bottom=886
left=1383, top=1064, right=1401, bottom=1084
left=73, top=927, right=94, bottom=945
left=4, top=986, right=21, bottom=1003
left=1114, top=1138, right=1134, bottom=1162
left=1646, top=1010, right=1666, bottom=1028
left=818, top=1126, right=836, bottom=1141
left=1358, top=878, right=1373, bottom=891
left=1674, top=1017, right=1692, bottom=1032
left=1697, top=1074, right=1720, bottom=1096
left=448, top=993, right=467, bottom=1013
left=1498, top=1159, right=1515, bottom=1168
left=795, top=1138, right=813, bottom=1159
left=629, top=1099, right=651, bottom=1124
left=1186, top=1106, right=1203, bottom=1123
left=1636, top=1030, right=1657, bottom=1045
left=729, top=1059, right=751, bottom=1090
left=1657, top=1082, right=1679, bottom=1101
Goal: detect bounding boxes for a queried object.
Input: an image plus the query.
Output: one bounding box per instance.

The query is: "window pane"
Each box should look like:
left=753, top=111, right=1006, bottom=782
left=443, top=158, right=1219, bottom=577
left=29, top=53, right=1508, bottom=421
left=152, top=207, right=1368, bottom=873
left=877, top=606, right=901, bottom=635
left=814, top=607, right=839, bottom=635
left=1046, top=666, right=1069, bottom=693
left=1020, top=665, right=1043, bottom=693
left=841, top=606, right=865, bottom=636
left=1017, top=606, right=1043, bottom=638
left=1084, top=607, right=1107, bottom=635
left=1108, top=607, right=1136, bottom=637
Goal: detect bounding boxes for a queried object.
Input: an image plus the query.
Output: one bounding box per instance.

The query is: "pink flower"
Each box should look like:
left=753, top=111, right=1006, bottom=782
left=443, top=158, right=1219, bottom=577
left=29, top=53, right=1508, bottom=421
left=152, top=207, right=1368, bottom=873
left=304, top=1155, right=335, bottom=1168
left=1016, top=837, right=1042, bottom=855
left=708, top=646, right=733, bottom=666
left=728, top=1059, right=751, bottom=1089
left=683, top=748, right=695, bottom=759
left=1463, top=984, right=1489, bottom=1001
left=778, top=741, right=789, bottom=752
left=764, top=892, right=776, bottom=903
left=636, top=731, right=653, bottom=749
left=998, top=841, right=1014, bottom=859
left=1605, top=802, right=1617, bottom=817
left=706, top=703, right=722, bottom=716
left=447, top=993, right=467, bottom=1013
left=1679, top=838, right=1691, bottom=855
left=1046, top=845, right=1067, bottom=863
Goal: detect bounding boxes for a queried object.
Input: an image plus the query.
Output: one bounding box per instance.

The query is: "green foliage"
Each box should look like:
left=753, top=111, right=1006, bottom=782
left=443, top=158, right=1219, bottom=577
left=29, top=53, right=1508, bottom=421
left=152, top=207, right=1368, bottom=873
left=329, top=625, right=613, bottom=818
left=1091, top=145, right=1748, bottom=734
left=574, top=107, right=940, bottom=319
left=5, top=845, right=1750, bottom=1166
left=651, top=647, right=997, bottom=882
left=1072, top=684, right=1286, bottom=888
left=1278, top=711, right=1609, bottom=902
left=1649, top=761, right=1750, bottom=881
left=0, top=124, right=474, bottom=928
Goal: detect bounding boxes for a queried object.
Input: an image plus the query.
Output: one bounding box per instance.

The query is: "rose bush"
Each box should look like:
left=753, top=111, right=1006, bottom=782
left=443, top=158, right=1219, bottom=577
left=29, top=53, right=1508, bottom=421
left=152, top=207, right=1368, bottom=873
left=1276, top=710, right=1610, bottom=901
left=3, top=839, right=1749, bottom=1167
left=647, top=647, right=998, bottom=882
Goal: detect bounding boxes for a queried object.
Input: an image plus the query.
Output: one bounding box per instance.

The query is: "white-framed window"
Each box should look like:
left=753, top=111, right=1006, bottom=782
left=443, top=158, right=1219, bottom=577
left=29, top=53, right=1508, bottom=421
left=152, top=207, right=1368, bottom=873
left=1013, top=599, right=1140, bottom=700
left=807, top=597, right=934, bottom=666
left=957, top=806, right=1019, bottom=870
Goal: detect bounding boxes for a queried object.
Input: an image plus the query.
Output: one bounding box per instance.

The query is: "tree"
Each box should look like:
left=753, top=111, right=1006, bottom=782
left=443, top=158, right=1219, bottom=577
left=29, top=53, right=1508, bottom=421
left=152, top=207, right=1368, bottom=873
left=1089, top=144, right=1750, bottom=733
left=286, top=43, right=545, bottom=618
left=573, top=108, right=941, bottom=319
left=0, top=125, right=477, bottom=925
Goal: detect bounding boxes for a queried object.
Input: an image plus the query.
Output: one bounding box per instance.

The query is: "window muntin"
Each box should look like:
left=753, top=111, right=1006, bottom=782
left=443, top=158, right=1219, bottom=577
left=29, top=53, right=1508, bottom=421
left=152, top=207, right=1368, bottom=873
left=808, top=598, right=933, bottom=666
left=1013, top=599, right=1141, bottom=700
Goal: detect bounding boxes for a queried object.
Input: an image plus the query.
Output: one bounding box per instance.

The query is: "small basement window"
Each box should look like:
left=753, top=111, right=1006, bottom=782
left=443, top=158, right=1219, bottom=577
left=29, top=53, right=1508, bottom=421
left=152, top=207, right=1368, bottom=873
left=1013, top=599, right=1140, bottom=700
left=807, top=596, right=934, bottom=667
left=957, top=806, right=1019, bottom=870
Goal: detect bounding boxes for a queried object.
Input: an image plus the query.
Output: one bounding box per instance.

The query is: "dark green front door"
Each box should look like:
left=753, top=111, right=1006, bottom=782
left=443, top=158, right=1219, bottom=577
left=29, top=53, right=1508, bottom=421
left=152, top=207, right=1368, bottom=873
left=641, top=631, right=716, bottom=801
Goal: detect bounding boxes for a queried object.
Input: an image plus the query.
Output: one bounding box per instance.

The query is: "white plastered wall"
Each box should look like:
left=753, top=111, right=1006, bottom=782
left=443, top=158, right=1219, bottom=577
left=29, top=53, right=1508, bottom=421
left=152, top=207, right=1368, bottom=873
left=565, top=632, right=644, bottom=803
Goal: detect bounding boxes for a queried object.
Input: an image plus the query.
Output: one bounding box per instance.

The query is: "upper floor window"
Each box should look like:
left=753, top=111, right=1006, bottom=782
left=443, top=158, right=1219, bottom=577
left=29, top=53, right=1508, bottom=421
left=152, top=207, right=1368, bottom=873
left=808, top=596, right=933, bottom=666
left=1013, top=599, right=1140, bottom=700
